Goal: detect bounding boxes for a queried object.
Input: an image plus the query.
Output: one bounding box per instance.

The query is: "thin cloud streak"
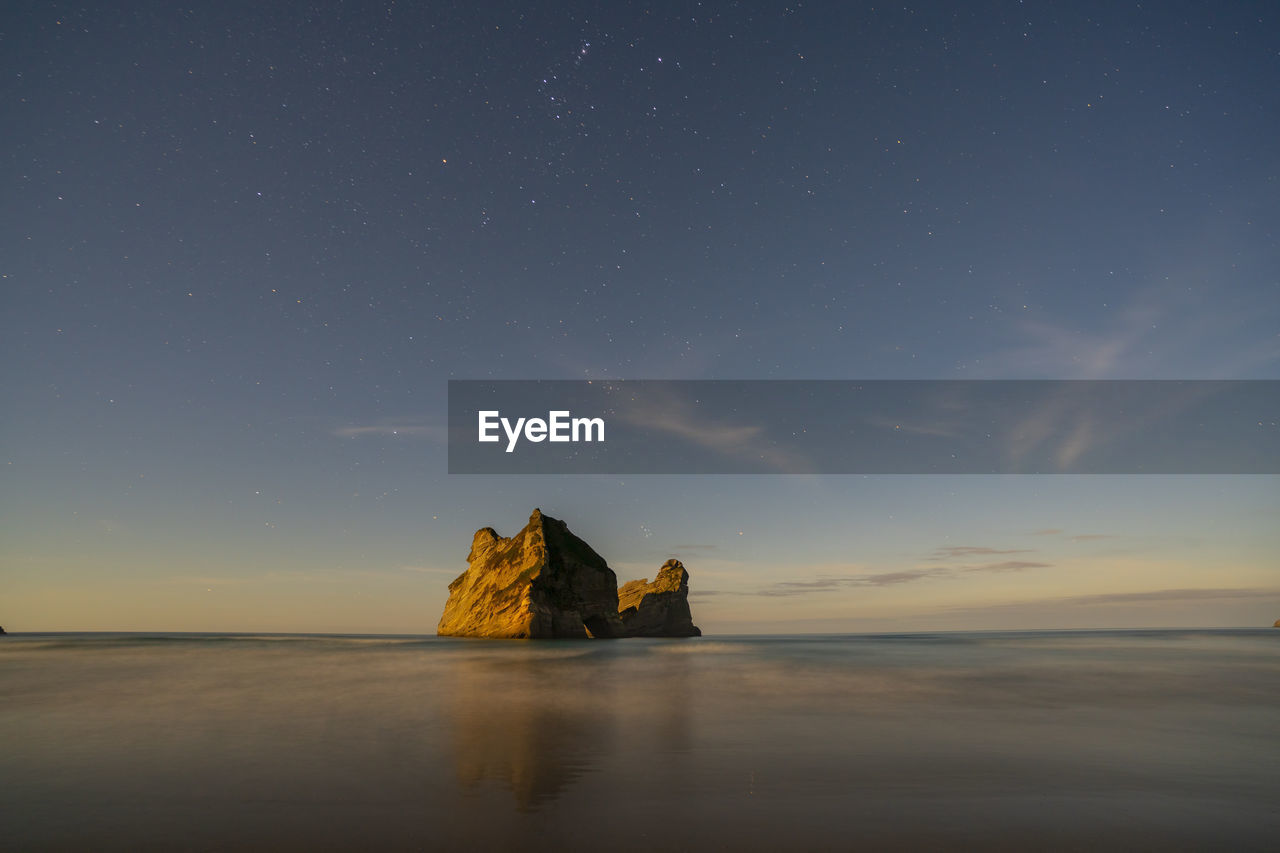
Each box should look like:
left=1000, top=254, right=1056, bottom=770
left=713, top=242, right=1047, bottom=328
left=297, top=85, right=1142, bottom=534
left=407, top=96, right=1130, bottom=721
left=332, top=421, right=446, bottom=440
left=962, top=560, right=1053, bottom=573
left=738, top=547, right=1058, bottom=598
left=936, top=587, right=1280, bottom=617
left=861, top=415, right=960, bottom=438
left=931, top=545, right=1035, bottom=559
left=757, top=568, right=952, bottom=597
left=1061, top=587, right=1279, bottom=606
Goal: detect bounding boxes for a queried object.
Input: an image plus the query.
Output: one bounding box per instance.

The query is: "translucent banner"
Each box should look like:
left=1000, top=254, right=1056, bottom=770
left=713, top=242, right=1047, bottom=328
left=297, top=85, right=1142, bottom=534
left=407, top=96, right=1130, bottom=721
left=448, top=380, right=1279, bottom=474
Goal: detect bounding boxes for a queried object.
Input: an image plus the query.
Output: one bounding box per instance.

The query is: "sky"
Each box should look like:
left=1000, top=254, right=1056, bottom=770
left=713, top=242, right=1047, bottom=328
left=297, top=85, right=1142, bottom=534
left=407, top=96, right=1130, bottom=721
left=2, top=0, right=1277, bottom=633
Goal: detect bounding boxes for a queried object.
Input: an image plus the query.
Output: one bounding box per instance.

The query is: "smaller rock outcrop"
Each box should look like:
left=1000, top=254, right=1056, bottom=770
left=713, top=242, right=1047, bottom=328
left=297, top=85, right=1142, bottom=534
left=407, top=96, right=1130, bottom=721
left=617, top=559, right=701, bottom=637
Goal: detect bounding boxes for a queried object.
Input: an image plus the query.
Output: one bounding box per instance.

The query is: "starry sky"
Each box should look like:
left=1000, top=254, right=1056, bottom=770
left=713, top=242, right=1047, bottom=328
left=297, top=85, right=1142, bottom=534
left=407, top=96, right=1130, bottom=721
left=3, top=1, right=1278, bottom=633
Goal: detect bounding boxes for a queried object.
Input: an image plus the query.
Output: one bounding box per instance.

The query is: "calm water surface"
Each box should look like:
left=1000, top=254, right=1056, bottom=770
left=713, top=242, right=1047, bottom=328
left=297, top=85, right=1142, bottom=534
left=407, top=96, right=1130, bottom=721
left=2, top=630, right=1277, bottom=851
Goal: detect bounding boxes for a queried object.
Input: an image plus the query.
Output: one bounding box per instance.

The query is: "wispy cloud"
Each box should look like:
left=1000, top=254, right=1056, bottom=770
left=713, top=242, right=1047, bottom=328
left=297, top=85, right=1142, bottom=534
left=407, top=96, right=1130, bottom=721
left=1058, top=587, right=1276, bottom=606
left=1002, top=382, right=1108, bottom=471
left=969, top=287, right=1181, bottom=380
left=1033, top=528, right=1064, bottom=536
left=613, top=387, right=815, bottom=473
left=971, top=270, right=1280, bottom=380
left=745, top=543, right=1058, bottom=598
left=922, top=545, right=1054, bottom=574
left=967, top=324, right=1258, bottom=471
left=930, top=545, right=1035, bottom=560
left=861, top=415, right=960, bottom=438
left=758, top=568, right=951, bottom=597
left=962, top=560, right=1053, bottom=573
left=934, top=587, right=1280, bottom=621
left=332, top=419, right=445, bottom=440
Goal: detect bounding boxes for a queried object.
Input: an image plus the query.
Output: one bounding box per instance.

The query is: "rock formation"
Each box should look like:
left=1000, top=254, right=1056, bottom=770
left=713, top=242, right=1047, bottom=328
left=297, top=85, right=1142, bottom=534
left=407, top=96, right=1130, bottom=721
left=437, top=509, right=700, bottom=639
left=438, top=509, right=627, bottom=638
left=617, top=559, right=701, bottom=637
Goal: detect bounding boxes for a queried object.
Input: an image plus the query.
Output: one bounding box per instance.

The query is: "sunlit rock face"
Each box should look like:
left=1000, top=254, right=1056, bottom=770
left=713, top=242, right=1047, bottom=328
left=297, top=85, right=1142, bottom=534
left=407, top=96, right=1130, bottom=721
left=437, top=509, right=627, bottom=639
left=617, top=559, right=702, bottom=637
left=437, top=511, right=702, bottom=639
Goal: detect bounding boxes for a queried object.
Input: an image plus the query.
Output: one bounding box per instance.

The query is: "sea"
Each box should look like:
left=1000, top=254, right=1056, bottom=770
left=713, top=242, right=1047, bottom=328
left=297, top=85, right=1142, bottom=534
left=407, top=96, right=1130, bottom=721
left=2, top=630, right=1277, bottom=851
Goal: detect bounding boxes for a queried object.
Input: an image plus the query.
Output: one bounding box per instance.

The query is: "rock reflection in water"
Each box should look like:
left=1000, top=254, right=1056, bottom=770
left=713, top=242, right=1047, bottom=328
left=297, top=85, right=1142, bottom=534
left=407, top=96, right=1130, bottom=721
left=447, top=642, right=695, bottom=811
left=449, top=648, right=616, bottom=811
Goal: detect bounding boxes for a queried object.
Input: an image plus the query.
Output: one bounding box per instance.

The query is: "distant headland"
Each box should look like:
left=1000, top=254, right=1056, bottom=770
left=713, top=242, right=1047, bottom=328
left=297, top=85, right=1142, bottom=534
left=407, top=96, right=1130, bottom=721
left=437, top=509, right=701, bottom=639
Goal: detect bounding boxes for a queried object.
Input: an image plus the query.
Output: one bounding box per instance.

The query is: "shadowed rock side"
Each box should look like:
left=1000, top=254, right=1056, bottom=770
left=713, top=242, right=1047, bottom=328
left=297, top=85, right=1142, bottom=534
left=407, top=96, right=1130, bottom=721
left=617, top=559, right=702, bottom=637
left=437, top=509, right=626, bottom=639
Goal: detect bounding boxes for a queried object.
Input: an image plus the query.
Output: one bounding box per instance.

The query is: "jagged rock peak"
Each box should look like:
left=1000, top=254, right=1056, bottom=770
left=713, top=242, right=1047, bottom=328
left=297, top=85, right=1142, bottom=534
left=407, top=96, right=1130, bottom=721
left=655, top=558, right=690, bottom=590
left=437, top=509, right=625, bottom=639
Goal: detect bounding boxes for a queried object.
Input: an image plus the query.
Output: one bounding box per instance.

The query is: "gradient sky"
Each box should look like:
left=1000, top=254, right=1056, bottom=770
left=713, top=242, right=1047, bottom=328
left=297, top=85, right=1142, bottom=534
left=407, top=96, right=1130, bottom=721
left=3, top=1, right=1277, bottom=633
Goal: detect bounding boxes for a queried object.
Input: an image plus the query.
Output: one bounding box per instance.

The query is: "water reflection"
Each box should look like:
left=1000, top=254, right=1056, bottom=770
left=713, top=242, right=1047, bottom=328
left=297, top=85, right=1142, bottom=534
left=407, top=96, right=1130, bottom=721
left=4, top=632, right=1277, bottom=849
left=449, top=653, right=612, bottom=810
left=447, top=641, right=695, bottom=810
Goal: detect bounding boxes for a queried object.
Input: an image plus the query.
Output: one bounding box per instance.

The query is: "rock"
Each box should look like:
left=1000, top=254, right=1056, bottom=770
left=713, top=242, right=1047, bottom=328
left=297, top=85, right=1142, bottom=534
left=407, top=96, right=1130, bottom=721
left=617, top=559, right=701, bottom=637
left=437, top=509, right=627, bottom=639
left=437, top=510, right=704, bottom=639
